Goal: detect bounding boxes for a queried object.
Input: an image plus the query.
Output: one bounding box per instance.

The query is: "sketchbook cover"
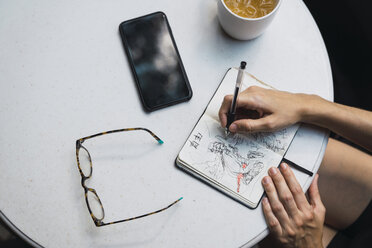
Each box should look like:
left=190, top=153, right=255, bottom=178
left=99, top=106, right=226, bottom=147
left=177, top=68, right=299, bottom=208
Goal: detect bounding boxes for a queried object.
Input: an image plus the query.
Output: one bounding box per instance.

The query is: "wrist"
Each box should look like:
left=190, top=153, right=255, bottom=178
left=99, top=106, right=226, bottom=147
left=298, top=94, right=329, bottom=125
left=301, top=235, right=324, bottom=248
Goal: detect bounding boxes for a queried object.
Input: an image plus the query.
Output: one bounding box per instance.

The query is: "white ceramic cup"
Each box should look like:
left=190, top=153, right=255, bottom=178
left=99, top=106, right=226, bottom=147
left=217, top=0, right=282, bottom=40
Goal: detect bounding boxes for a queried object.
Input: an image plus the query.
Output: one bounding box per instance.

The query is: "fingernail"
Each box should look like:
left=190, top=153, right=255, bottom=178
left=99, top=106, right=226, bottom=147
left=269, top=167, right=278, bottom=175
left=229, top=124, right=237, bottom=132
left=280, top=163, right=287, bottom=170
left=262, top=176, right=270, bottom=185
left=262, top=197, right=268, bottom=204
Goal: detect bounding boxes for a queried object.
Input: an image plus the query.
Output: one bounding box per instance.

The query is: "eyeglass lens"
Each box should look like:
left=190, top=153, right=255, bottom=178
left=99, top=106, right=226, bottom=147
left=86, top=190, right=104, bottom=220
left=78, top=146, right=92, bottom=177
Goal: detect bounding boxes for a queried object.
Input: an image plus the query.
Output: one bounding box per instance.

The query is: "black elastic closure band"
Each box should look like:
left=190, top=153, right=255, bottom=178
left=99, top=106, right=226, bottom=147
left=282, top=158, right=314, bottom=177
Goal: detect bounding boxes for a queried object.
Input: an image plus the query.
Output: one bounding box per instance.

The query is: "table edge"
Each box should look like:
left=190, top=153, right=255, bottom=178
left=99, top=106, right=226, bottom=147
left=0, top=210, right=43, bottom=248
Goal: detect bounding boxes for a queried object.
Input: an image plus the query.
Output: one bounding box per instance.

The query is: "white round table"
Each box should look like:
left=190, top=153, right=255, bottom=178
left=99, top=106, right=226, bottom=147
left=0, top=0, right=333, bottom=247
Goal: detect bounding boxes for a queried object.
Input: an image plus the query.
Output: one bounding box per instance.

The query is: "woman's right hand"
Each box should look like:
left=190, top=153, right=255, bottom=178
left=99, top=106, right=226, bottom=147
left=218, top=86, right=321, bottom=133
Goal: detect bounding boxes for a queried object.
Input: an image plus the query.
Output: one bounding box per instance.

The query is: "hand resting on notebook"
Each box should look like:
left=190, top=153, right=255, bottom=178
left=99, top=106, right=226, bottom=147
left=261, top=163, right=325, bottom=248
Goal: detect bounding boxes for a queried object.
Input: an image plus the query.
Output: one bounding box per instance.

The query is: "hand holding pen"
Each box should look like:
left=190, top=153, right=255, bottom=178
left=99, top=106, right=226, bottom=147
left=225, top=61, right=247, bottom=136
left=219, top=66, right=314, bottom=177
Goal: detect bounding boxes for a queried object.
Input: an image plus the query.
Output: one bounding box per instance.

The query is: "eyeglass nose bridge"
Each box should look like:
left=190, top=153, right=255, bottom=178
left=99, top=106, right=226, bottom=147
left=81, top=176, right=88, bottom=188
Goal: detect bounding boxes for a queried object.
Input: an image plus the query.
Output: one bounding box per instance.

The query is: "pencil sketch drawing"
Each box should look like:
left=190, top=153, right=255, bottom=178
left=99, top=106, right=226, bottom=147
left=194, top=133, right=267, bottom=193
left=250, top=128, right=291, bottom=155
left=188, top=120, right=296, bottom=194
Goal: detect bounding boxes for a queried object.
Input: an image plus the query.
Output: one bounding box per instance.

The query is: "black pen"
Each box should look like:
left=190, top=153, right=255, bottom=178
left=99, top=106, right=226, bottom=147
left=225, top=61, right=247, bottom=136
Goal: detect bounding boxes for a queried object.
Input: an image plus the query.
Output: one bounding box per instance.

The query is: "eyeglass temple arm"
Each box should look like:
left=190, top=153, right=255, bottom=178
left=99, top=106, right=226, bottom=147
left=98, top=197, right=183, bottom=227
left=77, top=128, right=163, bottom=144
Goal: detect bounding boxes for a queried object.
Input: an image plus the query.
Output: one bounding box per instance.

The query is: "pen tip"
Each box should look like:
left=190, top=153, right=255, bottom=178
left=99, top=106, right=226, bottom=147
left=240, top=61, right=247, bottom=69
left=225, top=129, right=230, bottom=138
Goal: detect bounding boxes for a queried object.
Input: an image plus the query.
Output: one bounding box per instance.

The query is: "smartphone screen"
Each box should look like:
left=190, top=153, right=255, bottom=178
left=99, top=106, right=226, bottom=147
left=119, top=12, right=192, bottom=111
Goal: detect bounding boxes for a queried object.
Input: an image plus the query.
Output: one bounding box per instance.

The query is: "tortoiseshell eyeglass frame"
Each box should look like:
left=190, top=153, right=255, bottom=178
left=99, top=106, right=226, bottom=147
left=75, top=127, right=183, bottom=227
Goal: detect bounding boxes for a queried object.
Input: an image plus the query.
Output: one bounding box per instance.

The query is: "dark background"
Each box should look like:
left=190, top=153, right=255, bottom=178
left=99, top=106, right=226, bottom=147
left=303, top=0, right=372, bottom=111
left=303, top=0, right=372, bottom=155
left=1, top=1, right=371, bottom=247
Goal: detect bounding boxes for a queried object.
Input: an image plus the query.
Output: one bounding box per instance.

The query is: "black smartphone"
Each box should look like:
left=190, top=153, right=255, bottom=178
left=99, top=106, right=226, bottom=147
left=119, top=12, right=192, bottom=112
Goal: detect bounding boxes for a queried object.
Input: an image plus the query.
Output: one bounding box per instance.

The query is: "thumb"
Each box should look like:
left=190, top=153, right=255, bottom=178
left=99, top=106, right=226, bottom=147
left=309, top=174, right=323, bottom=209
left=229, top=116, right=276, bottom=133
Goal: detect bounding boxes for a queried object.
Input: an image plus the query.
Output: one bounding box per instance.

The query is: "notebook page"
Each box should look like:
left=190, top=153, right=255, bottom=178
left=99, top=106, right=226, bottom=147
left=179, top=114, right=282, bottom=204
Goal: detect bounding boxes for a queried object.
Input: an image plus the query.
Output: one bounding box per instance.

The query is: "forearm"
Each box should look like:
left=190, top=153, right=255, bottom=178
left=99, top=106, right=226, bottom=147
left=301, top=95, right=372, bottom=152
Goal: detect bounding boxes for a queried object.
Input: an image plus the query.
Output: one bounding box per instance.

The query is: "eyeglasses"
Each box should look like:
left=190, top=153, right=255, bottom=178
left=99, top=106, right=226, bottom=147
left=75, top=127, right=183, bottom=227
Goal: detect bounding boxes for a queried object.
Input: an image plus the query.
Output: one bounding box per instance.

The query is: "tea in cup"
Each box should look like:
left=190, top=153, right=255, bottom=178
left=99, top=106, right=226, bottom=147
left=218, top=0, right=282, bottom=40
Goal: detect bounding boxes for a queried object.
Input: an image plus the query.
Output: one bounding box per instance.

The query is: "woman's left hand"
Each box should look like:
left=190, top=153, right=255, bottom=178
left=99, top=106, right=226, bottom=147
left=262, top=163, right=326, bottom=248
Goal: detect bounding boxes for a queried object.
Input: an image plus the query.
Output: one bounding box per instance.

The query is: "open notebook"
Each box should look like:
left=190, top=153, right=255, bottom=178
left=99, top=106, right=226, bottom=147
left=176, top=68, right=299, bottom=208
